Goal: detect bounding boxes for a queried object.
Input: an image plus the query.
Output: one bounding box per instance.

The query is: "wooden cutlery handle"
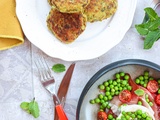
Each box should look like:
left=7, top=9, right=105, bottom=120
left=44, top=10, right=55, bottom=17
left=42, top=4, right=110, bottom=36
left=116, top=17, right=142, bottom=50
left=55, top=105, right=68, bottom=120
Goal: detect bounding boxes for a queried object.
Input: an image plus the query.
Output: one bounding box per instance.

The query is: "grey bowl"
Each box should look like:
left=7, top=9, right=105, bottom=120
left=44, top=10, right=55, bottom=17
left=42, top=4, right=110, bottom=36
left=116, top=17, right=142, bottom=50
left=76, top=59, right=160, bottom=120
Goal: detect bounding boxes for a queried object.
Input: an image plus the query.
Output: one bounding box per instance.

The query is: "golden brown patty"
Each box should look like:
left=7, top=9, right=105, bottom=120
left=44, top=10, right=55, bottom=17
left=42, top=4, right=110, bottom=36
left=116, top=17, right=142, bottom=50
left=48, top=0, right=90, bottom=13
left=84, top=0, right=118, bottom=22
left=47, top=7, right=87, bottom=43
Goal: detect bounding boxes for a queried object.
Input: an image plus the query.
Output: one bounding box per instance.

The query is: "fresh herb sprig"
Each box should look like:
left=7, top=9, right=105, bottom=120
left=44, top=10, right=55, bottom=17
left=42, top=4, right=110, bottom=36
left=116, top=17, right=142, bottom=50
left=135, top=7, right=160, bottom=49
left=20, top=98, right=40, bottom=118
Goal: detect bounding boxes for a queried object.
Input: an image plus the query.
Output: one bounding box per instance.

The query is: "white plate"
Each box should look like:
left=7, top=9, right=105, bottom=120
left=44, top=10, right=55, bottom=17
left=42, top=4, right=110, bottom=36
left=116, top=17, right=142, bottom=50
left=16, top=0, right=137, bottom=61
left=76, top=59, right=160, bottom=120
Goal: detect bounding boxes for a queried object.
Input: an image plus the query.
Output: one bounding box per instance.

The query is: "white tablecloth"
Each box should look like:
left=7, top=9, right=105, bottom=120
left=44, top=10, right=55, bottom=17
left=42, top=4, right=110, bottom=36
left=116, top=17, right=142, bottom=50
left=0, top=0, right=160, bottom=120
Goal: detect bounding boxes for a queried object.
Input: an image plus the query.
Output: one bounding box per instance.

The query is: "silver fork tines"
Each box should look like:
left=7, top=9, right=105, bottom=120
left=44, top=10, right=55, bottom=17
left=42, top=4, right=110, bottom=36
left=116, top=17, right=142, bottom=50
left=35, top=57, right=53, bottom=81
left=35, top=56, right=60, bottom=105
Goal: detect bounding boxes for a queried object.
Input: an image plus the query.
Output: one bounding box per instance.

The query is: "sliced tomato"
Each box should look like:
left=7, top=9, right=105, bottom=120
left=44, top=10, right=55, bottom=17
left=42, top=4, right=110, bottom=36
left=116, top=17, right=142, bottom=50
left=97, top=111, right=108, bottom=120
left=147, top=80, right=159, bottom=93
left=119, top=90, right=132, bottom=103
left=155, top=94, right=160, bottom=105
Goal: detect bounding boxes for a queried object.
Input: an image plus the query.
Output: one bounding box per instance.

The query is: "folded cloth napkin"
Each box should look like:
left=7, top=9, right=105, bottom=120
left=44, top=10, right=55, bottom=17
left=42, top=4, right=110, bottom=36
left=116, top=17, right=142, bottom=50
left=0, top=0, right=24, bottom=50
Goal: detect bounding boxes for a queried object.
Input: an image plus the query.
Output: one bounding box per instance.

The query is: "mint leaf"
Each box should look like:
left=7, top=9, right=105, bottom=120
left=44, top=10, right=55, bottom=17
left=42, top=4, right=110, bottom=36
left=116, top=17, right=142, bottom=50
left=52, top=64, right=65, bottom=73
left=144, top=29, right=160, bottom=49
left=20, top=102, right=29, bottom=111
left=29, top=99, right=40, bottom=118
left=135, top=7, right=160, bottom=49
left=20, top=98, right=40, bottom=118
left=147, top=18, right=160, bottom=31
left=135, top=24, right=149, bottom=35
left=144, top=7, right=159, bottom=21
left=134, top=89, right=144, bottom=96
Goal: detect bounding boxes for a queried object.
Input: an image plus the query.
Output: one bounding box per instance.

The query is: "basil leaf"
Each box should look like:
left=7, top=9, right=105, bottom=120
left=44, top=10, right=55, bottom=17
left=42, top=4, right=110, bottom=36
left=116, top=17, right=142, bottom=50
left=52, top=64, right=66, bottom=73
left=144, top=7, right=158, bottom=21
left=29, top=100, right=40, bottom=118
left=134, top=89, right=144, bottom=96
left=20, top=102, right=29, bottom=111
left=144, top=29, right=160, bottom=49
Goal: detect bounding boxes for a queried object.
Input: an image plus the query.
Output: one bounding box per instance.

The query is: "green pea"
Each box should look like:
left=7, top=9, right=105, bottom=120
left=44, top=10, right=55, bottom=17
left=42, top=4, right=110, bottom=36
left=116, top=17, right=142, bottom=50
left=90, top=100, right=95, bottom=104
left=105, top=91, right=110, bottom=96
left=158, top=89, right=160, bottom=94
left=111, top=92, right=115, bottom=96
left=115, top=73, right=120, bottom=79
left=103, top=81, right=109, bottom=86
left=113, top=81, right=117, bottom=85
left=116, top=78, right=121, bottom=83
left=142, top=112, right=147, bottom=118
left=98, top=94, right=104, bottom=99
left=108, top=95, right=112, bottom=100
left=108, top=79, right=113, bottom=84
left=124, top=75, right=129, bottom=80
left=103, top=96, right=108, bottom=101
left=110, top=84, right=114, bottom=88
left=100, top=99, right=105, bottom=104
left=120, top=72, right=125, bottom=77
left=143, top=83, right=147, bottom=88
left=131, top=114, right=136, bottom=118
left=127, top=86, right=132, bottom=91
left=102, top=102, right=107, bottom=108
left=135, top=78, right=140, bottom=84
left=139, top=75, right=144, bottom=81
left=106, top=87, right=110, bottom=91
left=111, top=88, right=115, bottom=93
left=144, top=76, right=149, bottom=80
left=115, top=91, right=119, bottom=95
left=122, top=80, right=127, bottom=85
left=140, top=81, right=144, bottom=85
left=137, top=101, right=142, bottom=105
left=158, top=79, right=160, bottom=84
left=108, top=114, right=113, bottom=119
left=98, top=84, right=105, bottom=90
left=119, top=87, right=123, bottom=91
left=115, top=86, right=118, bottom=91
left=144, top=71, right=149, bottom=76
left=149, top=77, right=154, bottom=80
left=136, top=110, right=142, bottom=115
left=149, top=101, right=153, bottom=106
left=95, top=98, right=100, bottom=103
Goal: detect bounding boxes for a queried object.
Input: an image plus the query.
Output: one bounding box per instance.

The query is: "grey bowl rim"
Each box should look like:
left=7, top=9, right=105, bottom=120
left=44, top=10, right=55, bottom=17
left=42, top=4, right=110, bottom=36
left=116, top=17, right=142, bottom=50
left=76, top=59, right=160, bottom=120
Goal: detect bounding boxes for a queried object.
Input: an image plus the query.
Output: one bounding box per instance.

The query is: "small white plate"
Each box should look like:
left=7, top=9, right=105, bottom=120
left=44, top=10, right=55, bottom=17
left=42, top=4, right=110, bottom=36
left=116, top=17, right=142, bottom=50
left=16, top=0, right=137, bottom=61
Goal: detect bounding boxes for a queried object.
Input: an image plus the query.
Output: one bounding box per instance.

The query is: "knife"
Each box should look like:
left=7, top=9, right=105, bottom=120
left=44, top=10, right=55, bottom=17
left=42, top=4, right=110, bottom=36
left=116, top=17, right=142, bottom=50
left=54, top=63, right=75, bottom=120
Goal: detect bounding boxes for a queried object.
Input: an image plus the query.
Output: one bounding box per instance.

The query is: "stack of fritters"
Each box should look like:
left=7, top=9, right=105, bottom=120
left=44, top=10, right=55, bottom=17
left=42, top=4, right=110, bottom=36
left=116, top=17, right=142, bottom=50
left=47, top=7, right=87, bottom=43
left=48, top=0, right=90, bottom=13
left=47, top=0, right=118, bottom=43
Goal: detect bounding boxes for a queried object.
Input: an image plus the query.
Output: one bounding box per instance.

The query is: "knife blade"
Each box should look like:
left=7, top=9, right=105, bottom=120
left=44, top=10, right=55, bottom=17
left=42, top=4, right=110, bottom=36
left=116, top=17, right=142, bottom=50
left=54, top=63, right=75, bottom=120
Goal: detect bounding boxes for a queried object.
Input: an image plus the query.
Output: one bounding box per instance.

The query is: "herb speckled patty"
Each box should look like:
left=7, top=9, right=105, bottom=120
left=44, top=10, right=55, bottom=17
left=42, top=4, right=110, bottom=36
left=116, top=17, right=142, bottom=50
left=84, top=0, right=118, bottom=22
left=48, top=0, right=90, bottom=13
left=47, top=7, right=87, bottom=43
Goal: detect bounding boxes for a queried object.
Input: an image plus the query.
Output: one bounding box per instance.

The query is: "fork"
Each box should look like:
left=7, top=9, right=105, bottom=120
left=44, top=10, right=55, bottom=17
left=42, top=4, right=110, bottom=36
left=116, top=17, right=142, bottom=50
left=35, top=56, right=68, bottom=120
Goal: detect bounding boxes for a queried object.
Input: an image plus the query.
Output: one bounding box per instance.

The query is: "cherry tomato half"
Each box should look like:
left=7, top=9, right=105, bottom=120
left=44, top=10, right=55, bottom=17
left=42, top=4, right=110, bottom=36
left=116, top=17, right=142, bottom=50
left=155, top=94, right=160, bottom=105
left=119, top=90, right=132, bottom=103
left=97, top=111, right=108, bottom=120
left=147, top=80, right=159, bottom=93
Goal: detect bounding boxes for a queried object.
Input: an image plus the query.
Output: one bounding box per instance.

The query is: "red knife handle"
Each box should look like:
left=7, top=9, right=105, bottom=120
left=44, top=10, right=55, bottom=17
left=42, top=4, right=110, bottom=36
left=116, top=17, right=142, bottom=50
left=55, top=104, right=68, bottom=120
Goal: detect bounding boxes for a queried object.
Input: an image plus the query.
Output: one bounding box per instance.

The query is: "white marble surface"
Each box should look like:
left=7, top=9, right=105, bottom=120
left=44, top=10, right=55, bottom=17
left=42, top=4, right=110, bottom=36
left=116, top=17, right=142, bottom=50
left=1, top=0, right=160, bottom=120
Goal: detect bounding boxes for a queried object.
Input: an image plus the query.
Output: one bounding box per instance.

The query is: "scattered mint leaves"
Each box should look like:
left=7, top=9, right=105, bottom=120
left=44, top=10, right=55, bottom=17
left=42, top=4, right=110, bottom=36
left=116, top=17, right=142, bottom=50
left=135, top=7, right=160, bottom=49
left=52, top=64, right=66, bottom=73
left=134, top=89, right=144, bottom=96
left=20, top=98, right=40, bottom=118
